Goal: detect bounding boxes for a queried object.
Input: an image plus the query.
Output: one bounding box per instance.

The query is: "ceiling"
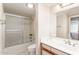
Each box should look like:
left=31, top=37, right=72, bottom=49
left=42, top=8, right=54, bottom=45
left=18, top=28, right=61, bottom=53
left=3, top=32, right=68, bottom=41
left=43, top=3, right=57, bottom=8
left=3, top=3, right=36, bottom=17
left=3, top=3, right=57, bottom=17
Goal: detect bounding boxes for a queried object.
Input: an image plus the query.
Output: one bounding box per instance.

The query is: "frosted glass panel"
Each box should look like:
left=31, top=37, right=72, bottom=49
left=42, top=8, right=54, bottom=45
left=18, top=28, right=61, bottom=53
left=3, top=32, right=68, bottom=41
left=5, top=14, right=31, bottom=47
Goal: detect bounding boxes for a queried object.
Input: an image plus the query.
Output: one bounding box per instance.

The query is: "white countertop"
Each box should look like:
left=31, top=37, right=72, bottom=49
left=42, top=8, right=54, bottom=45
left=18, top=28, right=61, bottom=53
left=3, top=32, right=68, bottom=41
left=41, top=37, right=79, bottom=55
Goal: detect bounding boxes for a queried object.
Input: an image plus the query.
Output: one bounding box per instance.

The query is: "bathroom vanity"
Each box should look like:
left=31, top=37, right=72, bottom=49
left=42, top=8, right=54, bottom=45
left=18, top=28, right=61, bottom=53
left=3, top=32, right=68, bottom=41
left=41, top=43, right=69, bottom=55
left=39, top=3, right=79, bottom=55
left=41, top=37, right=79, bottom=55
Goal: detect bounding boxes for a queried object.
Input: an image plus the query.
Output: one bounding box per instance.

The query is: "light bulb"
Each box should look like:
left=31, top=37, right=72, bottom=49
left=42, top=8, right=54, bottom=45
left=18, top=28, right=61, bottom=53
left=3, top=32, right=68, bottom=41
left=27, top=4, right=34, bottom=8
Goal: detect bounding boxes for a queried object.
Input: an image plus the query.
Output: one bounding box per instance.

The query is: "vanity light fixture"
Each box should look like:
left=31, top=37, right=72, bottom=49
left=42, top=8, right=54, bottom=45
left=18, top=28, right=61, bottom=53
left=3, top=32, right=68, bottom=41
left=59, top=3, right=74, bottom=8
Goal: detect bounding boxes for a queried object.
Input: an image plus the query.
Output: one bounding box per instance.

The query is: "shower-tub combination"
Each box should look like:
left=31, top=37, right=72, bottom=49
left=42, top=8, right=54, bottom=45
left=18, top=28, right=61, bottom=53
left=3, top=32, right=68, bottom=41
left=3, top=13, right=35, bottom=55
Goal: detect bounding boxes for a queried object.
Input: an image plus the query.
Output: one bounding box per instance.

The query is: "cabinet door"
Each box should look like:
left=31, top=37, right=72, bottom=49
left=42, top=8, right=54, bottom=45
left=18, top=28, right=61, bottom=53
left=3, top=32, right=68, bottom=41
left=41, top=43, right=69, bottom=55
left=51, top=47, right=68, bottom=55
left=41, top=44, right=56, bottom=55
left=42, top=44, right=50, bottom=50
left=42, top=50, right=51, bottom=55
left=41, top=43, right=51, bottom=55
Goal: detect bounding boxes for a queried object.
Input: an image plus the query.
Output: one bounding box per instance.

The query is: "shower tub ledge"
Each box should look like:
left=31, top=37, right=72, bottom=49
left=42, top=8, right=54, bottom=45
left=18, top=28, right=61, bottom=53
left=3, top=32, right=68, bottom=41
left=2, top=42, right=34, bottom=55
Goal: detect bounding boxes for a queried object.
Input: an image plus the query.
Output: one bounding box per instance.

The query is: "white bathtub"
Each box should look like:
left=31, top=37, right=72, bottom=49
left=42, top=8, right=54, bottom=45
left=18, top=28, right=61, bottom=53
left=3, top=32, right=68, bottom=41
left=2, top=42, right=34, bottom=55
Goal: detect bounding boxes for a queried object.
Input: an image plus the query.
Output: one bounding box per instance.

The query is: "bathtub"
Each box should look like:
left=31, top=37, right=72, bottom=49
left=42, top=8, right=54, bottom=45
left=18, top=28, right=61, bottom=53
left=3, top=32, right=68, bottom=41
left=2, top=42, right=34, bottom=55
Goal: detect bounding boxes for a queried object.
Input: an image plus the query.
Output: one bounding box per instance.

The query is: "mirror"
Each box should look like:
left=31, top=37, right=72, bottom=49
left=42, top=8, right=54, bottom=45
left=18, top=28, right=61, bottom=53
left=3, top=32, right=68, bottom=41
left=56, top=6, right=79, bottom=41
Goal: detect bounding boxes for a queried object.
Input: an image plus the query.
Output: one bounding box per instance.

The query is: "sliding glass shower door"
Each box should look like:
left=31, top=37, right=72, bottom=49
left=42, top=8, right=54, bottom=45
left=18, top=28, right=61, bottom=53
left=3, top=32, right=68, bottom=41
left=5, top=14, right=31, bottom=48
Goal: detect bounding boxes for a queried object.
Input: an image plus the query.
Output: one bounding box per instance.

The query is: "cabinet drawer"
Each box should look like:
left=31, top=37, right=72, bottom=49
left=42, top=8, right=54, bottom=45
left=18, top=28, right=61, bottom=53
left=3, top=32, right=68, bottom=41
left=42, top=44, right=50, bottom=51
left=51, top=47, right=68, bottom=55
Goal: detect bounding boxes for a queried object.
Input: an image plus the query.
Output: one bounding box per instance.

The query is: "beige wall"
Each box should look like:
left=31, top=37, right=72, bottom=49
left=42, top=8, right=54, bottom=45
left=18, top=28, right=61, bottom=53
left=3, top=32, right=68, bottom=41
left=36, top=4, right=50, bottom=54
left=0, top=3, right=5, bottom=54
left=38, top=4, right=50, bottom=38
left=49, top=7, right=57, bottom=37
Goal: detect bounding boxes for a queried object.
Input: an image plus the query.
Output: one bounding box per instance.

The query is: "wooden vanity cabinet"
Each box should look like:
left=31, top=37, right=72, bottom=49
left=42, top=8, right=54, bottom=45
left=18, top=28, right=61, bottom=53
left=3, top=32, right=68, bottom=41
left=41, top=43, right=69, bottom=55
left=41, top=43, right=56, bottom=55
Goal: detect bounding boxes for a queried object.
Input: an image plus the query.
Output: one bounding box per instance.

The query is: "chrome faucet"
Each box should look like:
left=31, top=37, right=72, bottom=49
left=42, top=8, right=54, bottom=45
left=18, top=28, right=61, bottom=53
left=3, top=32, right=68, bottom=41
left=64, top=40, right=78, bottom=47
left=67, top=40, right=71, bottom=45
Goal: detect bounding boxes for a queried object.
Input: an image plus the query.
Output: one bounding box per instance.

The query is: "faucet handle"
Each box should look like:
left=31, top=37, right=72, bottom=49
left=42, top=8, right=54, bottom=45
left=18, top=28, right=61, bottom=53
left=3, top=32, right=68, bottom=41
left=63, top=40, right=68, bottom=44
left=63, top=40, right=71, bottom=45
